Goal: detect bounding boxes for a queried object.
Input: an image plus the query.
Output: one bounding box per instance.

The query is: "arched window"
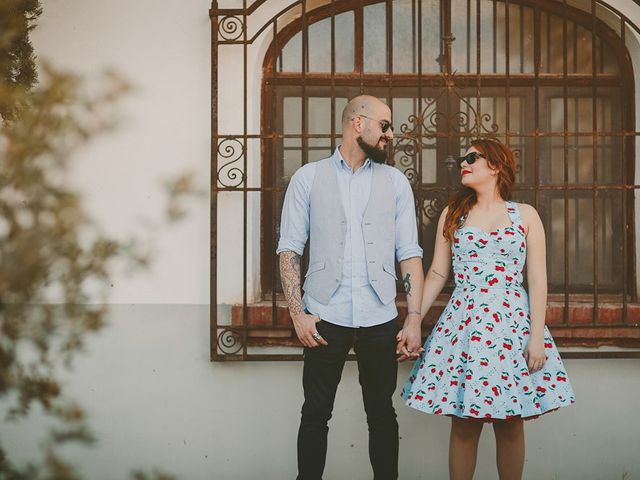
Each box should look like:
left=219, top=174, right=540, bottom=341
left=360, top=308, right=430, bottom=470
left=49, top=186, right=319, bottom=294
left=261, top=0, right=634, bottom=300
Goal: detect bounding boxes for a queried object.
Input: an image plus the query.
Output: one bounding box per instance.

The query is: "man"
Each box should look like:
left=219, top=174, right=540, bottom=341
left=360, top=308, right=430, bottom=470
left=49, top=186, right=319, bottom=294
left=277, top=95, right=424, bottom=480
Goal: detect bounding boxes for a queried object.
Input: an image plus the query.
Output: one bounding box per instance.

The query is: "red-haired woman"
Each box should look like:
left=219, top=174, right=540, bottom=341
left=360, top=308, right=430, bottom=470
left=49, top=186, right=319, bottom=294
left=400, top=138, right=575, bottom=479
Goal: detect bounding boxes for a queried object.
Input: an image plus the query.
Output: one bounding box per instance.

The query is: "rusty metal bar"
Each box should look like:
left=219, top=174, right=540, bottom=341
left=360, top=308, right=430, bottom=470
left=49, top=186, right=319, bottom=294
left=210, top=1, right=219, bottom=360
left=621, top=16, right=628, bottom=323
left=270, top=16, right=279, bottom=334
left=591, top=0, right=600, bottom=324
left=533, top=1, right=540, bottom=212
left=301, top=0, right=308, bottom=167
left=242, top=0, right=249, bottom=358
left=505, top=0, right=511, bottom=141
left=562, top=0, right=569, bottom=325
left=330, top=0, right=336, bottom=153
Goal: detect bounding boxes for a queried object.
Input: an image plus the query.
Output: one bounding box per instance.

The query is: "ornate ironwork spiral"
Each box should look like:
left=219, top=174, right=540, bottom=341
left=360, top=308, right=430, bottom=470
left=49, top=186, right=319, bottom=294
left=422, top=193, right=448, bottom=223
left=479, top=113, right=500, bottom=134
left=217, top=138, right=245, bottom=188
left=403, top=167, right=419, bottom=186
left=217, top=328, right=244, bottom=355
left=218, top=15, right=244, bottom=41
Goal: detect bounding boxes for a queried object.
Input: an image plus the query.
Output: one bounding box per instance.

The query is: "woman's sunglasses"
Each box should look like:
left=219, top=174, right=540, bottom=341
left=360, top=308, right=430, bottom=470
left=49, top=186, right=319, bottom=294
left=456, top=151, right=485, bottom=169
left=358, top=114, right=394, bottom=133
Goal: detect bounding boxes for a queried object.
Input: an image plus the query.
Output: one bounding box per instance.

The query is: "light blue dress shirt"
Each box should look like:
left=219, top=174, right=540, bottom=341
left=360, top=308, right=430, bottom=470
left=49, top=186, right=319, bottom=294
left=277, top=147, right=423, bottom=328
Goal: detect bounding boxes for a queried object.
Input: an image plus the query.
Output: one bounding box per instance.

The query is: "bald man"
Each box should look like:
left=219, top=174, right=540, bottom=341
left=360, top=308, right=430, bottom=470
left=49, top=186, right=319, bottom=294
left=278, top=95, right=424, bottom=479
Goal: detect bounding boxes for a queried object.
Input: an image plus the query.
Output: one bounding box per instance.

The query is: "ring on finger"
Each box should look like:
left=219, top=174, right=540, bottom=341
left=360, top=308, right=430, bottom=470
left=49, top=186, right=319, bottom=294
left=312, top=332, right=321, bottom=341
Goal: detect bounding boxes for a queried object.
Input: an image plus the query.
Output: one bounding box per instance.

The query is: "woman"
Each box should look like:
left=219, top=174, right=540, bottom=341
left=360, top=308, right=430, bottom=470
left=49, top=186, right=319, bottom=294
left=401, top=138, right=575, bottom=480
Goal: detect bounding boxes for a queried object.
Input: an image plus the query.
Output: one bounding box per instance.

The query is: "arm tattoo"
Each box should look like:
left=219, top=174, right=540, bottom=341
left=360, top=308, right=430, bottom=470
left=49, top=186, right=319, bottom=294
left=432, top=269, right=445, bottom=279
left=403, top=273, right=412, bottom=296
left=279, top=251, right=304, bottom=316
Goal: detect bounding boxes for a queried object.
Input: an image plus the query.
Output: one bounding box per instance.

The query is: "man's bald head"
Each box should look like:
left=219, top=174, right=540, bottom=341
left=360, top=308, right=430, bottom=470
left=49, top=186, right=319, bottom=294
left=341, top=95, right=389, bottom=129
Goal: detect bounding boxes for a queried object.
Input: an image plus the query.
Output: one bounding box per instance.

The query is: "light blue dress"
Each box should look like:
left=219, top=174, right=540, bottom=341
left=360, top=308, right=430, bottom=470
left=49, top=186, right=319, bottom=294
left=402, top=202, right=575, bottom=420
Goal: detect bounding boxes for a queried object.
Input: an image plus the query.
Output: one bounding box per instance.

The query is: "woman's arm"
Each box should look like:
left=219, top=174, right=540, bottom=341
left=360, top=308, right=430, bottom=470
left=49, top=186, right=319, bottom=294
left=522, top=203, right=547, bottom=372
left=420, top=206, right=452, bottom=316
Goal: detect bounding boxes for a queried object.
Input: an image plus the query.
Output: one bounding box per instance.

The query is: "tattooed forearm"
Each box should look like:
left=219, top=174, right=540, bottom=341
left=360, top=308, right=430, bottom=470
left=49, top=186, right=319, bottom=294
left=279, top=251, right=304, bottom=316
left=403, top=273, right=412, bottom=296
left=431, top=269, right=446, bottom=279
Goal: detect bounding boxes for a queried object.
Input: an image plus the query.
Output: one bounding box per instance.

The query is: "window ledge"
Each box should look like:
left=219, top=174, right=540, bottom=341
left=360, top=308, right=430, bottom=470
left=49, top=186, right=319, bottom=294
left=230, top=299, right=640, bottom=348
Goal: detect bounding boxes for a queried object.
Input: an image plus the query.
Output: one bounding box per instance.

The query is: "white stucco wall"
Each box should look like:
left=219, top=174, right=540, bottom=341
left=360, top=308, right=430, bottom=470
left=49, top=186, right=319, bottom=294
left=2, top=0, right=639, bottom=478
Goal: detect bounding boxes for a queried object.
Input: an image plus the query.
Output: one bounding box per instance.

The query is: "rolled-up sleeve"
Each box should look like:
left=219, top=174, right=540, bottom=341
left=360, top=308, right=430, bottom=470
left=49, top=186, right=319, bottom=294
left=276, top=166, right=314, bottom=256
left=393, top=171, right=423, bottom=261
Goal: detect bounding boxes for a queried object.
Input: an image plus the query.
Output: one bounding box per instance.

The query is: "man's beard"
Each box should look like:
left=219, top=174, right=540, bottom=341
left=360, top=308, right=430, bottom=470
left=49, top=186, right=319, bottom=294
left=357, top=136, right=388, bottom=164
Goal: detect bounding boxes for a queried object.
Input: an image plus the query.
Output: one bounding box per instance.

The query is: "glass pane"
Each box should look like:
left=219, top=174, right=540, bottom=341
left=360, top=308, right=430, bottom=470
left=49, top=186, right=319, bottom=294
left=597, top=191, right=623, bottom=290
left=543, top=194, right=598, bottom=292
left=364, top=3, right=387, bottom=72
left=281, top=32, right=301, bottom=72
left=450, top=0, right=470, bottom=73
left=283, top=97, right=301, bottom=135
left=393, top=0, right=417, bottom=73
left=421, top=0, right=442, bottom=73
left=335, top=12, right=355, bottom=72
left=575, top=25, right=594, bottom=74
left=307, top=13, right=355, bottom=72
left=308, top=19, right=331, bottom=72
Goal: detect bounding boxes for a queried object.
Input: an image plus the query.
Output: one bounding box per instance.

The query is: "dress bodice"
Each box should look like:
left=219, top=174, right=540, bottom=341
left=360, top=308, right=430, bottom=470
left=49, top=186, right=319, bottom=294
left=451, top=201, right=527, bottom=290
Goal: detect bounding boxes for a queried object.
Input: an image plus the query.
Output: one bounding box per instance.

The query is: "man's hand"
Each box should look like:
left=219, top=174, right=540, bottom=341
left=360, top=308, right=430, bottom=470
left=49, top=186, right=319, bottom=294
left=292, top=312, right=328, bottom=348
left=396, top=317, right=423, bottom=362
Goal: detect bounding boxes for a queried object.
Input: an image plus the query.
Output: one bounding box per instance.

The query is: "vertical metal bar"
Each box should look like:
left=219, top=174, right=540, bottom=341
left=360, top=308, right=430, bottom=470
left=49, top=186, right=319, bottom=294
left=467, top=0, right=471, bottom=73
left=443, top=0, right=452, bottom=74
left=330, top=0, right=336, bottom=153
left=417, top=0, right=424, bottom=254
left=270, top=16, right=279, bottom=335
left=562, top=0, right=569, bottom=324
left=493, top=0, right=497, bottom=73
left=533, top=0, right=540, bottom=211
left=591, top=0, right=599, bottom=323
left=386, top=0, right=393, bottom=123
left=620, top=16, right=628, bottom=323
left=210, top=1, right=219, bottom=360
left=519, top=2, right=524, bottom=73
left=505, top=0, right=510, bottom=141
left=476, top=0, right=481, bottom=116
left=301, top=0, right=308, bottom=165
left=546, top=11, right=551, bottom=74
left=242, top=0, right=249, bottom=357
left=357, top=0, right=364, bottom=90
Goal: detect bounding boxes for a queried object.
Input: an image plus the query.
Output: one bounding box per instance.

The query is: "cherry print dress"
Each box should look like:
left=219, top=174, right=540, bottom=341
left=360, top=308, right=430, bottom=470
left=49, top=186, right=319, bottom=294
left=401, top=202, right=575, bottom=420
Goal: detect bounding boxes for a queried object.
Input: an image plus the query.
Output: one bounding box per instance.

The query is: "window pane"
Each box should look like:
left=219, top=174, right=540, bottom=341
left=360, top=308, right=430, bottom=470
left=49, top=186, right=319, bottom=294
left=364, top=3, right=387, bottom=72
left=308, top=13, right=355, bottom=72
left=393, top=0, right=417, bottom=73
left=280, top=32, right=301, bottom=72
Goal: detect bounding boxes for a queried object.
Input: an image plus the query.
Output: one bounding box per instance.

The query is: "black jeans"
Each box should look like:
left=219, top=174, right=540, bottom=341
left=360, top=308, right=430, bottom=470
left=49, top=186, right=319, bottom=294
left=297, top=318, right=399, bottom=480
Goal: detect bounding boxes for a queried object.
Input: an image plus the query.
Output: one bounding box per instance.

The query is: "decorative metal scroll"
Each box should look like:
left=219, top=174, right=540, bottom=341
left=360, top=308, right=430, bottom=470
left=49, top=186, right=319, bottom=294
left=217, top=137, right=246, bottom=188
left=218, top=15, right=244, bottom=42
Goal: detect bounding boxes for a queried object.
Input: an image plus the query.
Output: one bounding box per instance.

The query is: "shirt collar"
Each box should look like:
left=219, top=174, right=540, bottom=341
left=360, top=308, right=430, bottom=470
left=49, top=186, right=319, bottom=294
left=332, top=146, right=372, bottom=172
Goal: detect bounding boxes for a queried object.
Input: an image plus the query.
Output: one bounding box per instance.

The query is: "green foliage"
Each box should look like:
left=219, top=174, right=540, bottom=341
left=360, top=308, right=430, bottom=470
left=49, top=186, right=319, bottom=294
left=0, top=4, right=200, bottom=479
left=0, top=0, right=42, bottom=120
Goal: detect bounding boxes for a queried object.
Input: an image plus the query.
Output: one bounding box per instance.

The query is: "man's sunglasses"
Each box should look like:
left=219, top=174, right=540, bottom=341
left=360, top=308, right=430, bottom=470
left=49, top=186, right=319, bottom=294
left=456, top=151, right=485, bottom=169
left=358, top=114, right=394, bottom=133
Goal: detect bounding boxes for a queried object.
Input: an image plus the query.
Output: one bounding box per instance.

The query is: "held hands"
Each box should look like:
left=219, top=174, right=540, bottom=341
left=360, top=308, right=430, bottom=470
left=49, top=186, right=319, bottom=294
left=524, top=338, right=546, bottom=373
left=396, top=316, right=424, bottom=362
left=292, top=312, right=328, bottom=348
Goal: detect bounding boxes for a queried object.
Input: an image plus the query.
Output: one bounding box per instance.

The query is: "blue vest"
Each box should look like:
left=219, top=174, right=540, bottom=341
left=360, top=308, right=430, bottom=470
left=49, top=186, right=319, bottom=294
left=302, top=157, right=398, bottom=305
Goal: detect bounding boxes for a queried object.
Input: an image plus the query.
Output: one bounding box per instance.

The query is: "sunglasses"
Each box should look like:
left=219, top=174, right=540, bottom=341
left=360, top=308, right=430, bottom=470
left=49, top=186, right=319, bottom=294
left=456, top=151, right=485, bottom=169
left=358, top=114, right=394, bottom=133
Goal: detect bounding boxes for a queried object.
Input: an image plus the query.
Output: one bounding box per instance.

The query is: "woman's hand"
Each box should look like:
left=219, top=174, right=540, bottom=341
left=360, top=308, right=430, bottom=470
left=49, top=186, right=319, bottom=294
left=524, top=338, right=546, bottom=373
